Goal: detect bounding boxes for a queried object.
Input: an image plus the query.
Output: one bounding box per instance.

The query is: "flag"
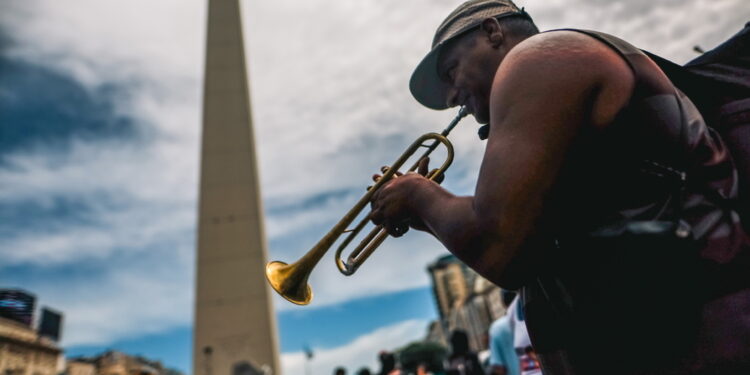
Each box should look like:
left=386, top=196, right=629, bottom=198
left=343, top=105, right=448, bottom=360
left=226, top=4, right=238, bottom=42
left=304, top=345, right=314, bottom=360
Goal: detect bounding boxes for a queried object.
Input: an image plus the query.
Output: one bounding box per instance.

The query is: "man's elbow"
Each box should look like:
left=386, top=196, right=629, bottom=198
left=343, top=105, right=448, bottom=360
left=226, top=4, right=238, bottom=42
left=478, top=238, right=539, bottom=290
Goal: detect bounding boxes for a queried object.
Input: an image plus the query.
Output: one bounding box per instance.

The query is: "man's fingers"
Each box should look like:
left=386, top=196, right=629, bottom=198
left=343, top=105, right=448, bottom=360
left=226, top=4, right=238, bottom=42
left=429, top=168, right=445, bottom=184
left=385, top=221, right=410, bottom=238
left=418, top=157, right=430, bottom=176
left=369, top=198, right=383, bottom=224
left=380, top=165, right=403, bottom=177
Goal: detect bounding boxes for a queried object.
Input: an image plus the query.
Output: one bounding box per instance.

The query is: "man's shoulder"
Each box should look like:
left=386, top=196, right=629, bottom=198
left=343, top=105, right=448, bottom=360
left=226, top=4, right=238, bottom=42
left=490, top=29, right=635, bottom=129
left=502, top=30, right=627, bottom=71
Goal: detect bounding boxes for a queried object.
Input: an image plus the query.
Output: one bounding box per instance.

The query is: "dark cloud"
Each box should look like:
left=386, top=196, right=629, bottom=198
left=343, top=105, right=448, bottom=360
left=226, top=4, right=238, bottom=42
left=0, top=196, right=100, bottom=236
left=0, top=57, right=142, bottom=160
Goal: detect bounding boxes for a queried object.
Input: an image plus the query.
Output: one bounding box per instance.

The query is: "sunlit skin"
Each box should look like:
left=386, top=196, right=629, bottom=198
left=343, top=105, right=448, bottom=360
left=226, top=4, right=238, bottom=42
left=437, top=18, right=525, bottom=124
left=370, top=18, right=635, bottom=288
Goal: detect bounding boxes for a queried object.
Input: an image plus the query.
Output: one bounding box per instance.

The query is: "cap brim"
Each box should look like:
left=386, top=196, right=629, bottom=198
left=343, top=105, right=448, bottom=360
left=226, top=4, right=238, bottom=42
left=409, top=43, right=451, bottom=110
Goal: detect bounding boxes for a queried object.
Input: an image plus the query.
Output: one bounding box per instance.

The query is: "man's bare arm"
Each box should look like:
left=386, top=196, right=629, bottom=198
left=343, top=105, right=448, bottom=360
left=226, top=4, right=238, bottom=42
left=408, top=31, right=635, bottom=287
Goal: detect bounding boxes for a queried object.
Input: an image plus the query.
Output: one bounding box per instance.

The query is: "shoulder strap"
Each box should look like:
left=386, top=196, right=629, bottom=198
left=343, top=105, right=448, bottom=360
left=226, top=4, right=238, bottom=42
left=549, top=29, right=680, bottom=102
left=547, top=29, right=639, bottom=71
left=549, top=29, right=691, bottom=226
left=687, top=22, right=750, bottom=67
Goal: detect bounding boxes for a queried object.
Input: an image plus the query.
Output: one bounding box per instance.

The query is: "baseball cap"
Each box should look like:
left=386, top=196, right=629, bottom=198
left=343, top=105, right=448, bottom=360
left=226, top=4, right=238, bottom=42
left=409, top=0, right=528, bottom=110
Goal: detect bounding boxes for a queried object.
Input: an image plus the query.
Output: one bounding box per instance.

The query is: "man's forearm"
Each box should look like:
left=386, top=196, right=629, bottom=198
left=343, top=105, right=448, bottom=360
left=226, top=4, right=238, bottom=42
left=411, top=180, right=505, bottom=276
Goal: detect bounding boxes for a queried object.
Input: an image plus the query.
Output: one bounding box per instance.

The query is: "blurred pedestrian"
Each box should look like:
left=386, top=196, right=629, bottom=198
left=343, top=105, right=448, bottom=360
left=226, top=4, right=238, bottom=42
left=357, top=368, right=372, bottom=375
left=508, top=299, right=540, bottom=375
left=445, top=330, right=483, bottom=375
left=334, top=367, right=346, bottom=375
left=378, top=351, right=397, bottom=375
left=487, top=291, right=519, bottom=375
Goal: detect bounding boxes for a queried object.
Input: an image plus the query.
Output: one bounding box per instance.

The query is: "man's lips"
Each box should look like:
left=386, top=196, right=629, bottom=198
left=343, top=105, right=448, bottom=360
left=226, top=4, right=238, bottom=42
left=461, top=96, right=475, bottom=115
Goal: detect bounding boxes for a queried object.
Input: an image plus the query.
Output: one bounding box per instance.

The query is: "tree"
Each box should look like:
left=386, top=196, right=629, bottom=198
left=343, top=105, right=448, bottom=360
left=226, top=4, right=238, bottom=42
left=397, top=341, right=448, bottom=374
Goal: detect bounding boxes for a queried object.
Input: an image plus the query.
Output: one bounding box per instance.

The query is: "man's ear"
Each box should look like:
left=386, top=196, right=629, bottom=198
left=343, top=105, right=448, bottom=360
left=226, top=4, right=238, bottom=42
left=480, top=18, right=503, bottom=48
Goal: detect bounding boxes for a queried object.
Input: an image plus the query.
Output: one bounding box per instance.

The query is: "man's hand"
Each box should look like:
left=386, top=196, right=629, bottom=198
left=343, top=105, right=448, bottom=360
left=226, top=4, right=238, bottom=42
left=369, top=158, right=439, bottom=236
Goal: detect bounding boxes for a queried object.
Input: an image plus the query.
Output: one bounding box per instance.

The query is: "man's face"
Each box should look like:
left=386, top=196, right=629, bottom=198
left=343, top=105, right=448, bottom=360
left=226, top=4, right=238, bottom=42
left=437, top=28, right=505, bottom=124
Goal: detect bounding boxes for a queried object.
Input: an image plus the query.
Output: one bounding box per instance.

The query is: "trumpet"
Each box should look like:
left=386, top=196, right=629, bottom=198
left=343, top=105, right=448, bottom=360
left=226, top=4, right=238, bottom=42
left=265, top=107, right=468, bottom=305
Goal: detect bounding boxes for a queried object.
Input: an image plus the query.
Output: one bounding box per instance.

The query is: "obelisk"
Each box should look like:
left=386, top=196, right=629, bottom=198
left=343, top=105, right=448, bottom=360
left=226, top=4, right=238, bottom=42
left=193, top=0, right=281, bottom=374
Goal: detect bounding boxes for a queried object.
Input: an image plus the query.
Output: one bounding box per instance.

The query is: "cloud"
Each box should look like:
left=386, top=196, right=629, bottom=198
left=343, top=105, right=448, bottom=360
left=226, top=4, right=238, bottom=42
left=281, top=319, right=430, bottom=375
left=16, top=244, right=195, bottom=346
left=0, top=0, right=204, bottom=92
left=0, top=0, right=204, bottom=347
left=0, top=135, right=196, bottom=265
left=520, top=0, right=749, bottom=64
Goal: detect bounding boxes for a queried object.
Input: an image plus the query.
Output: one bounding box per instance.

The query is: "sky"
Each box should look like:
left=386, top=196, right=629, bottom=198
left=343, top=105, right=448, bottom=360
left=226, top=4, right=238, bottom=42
left=1, top=0, right=748, bottom=374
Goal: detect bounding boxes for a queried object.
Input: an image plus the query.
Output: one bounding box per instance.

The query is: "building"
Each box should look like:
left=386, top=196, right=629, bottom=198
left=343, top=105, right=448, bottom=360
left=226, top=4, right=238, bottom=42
left=0, top=290, right=36, bottom=328
left=66, top=360, right=96, bottom=375
left=67, top=351, right=183, bottom=375
left=0, top=290, right=64, bottom=375
left=426, top=255, right=507, bottom=352
left=427, top=255, right=475, bottom=321
left=193, top=0, right=281, bottom=374
left=0, top=316, right=63, bottom=375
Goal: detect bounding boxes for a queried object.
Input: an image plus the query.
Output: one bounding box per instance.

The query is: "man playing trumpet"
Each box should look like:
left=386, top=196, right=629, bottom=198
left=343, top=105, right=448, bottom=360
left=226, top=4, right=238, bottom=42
left=369, top=0, right=750, bottom=373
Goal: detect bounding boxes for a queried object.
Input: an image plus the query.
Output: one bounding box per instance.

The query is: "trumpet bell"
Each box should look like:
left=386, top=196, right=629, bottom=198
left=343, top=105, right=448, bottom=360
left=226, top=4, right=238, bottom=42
left=265, top=261, right=313, bottom=305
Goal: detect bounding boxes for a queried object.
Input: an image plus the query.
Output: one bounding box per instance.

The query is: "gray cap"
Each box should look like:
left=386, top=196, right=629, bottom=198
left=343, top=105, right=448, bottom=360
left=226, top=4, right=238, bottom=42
left=409, top=0, right=527, bottom=110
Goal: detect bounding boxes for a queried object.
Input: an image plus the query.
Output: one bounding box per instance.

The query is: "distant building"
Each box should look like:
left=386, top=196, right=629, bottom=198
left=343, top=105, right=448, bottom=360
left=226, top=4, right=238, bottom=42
left=424, top=320, right=447, bottom=347
left=0, top=316, right=63, bottom=375
left=427, top=255, right=475, bottom=320
left=425, top=255, right=507, bottom=352
left=38, top=308, right=63, bottom=342
left=67, top=360, right=97, bottom=375
left=67, top=351, right=183, bottom=375
left=0, top=289, right=36, bottom=327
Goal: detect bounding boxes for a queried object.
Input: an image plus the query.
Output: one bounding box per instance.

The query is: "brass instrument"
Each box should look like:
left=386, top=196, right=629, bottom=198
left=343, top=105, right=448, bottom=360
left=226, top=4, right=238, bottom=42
left=266, top=107, right=468, bottom=305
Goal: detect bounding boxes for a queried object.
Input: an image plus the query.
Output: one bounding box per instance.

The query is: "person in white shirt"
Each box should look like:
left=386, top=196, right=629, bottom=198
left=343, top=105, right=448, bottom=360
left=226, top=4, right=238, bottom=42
left=507, top=298, right=542, bottom=375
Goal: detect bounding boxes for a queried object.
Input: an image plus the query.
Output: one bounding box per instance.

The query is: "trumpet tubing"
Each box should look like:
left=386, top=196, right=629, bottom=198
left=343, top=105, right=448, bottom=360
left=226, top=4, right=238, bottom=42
left=266, top=108, right=467, bottom=305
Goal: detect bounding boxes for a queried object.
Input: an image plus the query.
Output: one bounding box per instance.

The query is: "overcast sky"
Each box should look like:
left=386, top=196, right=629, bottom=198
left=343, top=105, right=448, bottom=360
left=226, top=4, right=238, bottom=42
left=1, top=0, right=748, bottom=374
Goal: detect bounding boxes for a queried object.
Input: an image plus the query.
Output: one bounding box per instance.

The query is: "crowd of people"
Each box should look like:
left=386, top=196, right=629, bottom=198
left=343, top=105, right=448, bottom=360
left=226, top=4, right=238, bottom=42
left=331, top=290, right=538, bottom=375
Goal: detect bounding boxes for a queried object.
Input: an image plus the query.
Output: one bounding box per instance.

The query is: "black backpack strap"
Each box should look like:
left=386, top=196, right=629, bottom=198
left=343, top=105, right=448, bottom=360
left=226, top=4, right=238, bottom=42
left=687, top=22, right=750, bottom=67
